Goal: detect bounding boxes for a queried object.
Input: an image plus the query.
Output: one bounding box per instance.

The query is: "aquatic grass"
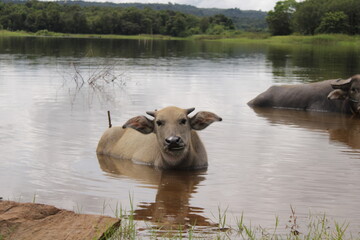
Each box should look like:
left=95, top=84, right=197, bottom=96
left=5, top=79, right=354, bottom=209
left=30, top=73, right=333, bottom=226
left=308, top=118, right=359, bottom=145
left=107, top=193, right=137, bottom=240
left=286, top=205, right=300, bottom=236
left=2, top=198, right=355, bottom=240
left=102, top=204, right=359, bottom=240
left=214, top=206, right=229, bottom=231
left=73, top=203, right=84, bottom=214
left=187, top=224, right=195, bottom=239
left=32, top=193, right=36, bottom=203
left=1, top=195, right=356, bottom=239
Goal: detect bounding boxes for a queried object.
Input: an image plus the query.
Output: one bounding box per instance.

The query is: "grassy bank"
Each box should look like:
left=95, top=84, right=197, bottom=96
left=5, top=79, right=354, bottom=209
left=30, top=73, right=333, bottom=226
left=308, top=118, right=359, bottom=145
left=0, top=29, right=180, bottom=40
left=96, top=196, right=356, bottom=239
left=105, top=204, right=355, bottom=240
left=1, top=196, right=357, bottom=239
left=1, top=29, right=360, bottom=46
left=202, top=32, right=360, bottom=46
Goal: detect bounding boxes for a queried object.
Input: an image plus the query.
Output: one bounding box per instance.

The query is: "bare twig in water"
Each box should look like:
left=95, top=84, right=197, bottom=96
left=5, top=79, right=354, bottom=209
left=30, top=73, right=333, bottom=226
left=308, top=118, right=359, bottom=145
left=58, top=60, right=129, bottom=106
left=71, top=61, right=127, bottom=91
left=108, top=110, right=112, bottom=128
left=71, top=62, right=85, bottom=89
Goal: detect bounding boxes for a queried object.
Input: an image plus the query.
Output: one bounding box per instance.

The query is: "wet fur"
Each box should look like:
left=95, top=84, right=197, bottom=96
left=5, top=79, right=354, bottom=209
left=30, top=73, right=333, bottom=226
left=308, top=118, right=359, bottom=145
left=97, top=106, right=221, bottom=169
left=97, top=127, right=207, bottom=169
left=248, top=79, right=352, bottom=114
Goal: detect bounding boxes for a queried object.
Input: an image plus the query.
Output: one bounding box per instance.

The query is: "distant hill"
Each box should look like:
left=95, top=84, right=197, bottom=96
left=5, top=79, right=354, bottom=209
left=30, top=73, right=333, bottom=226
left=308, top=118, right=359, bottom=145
left=2, top=0, right=268, bottom=31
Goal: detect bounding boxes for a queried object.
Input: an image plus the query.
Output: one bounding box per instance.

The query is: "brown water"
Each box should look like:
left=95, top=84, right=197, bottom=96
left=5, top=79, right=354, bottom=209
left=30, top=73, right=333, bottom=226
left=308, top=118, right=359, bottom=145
left=1, top=37, right=360, bottom=237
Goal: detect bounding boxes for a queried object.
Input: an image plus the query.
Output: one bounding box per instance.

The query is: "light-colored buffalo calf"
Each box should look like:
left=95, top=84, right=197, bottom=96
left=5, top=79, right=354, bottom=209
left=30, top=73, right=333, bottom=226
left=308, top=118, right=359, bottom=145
left=96, top=106, right=222, bottom=169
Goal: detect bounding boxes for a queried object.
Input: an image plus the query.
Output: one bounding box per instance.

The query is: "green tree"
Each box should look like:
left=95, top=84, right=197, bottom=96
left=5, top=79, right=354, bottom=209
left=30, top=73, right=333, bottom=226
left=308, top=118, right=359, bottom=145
left=292, top=0, right=328, bottom=35
left=46, top=8, right=63, bottom=32
left=61, top=5, right=88, bottom=33
left=199, top=17, right=209, bottom=33
left=266, top=0, right=297, bottom=35
left=206, top=24, right=226, bottom=35
left=208, top=14, right=235, bottom=30
left=165, top=12, right=187, bottom=37
left=0, top=0, right=249, bottom=36
left=315, top=11, right=349, bottom=34
left=326, top=0, right=360, bottom=34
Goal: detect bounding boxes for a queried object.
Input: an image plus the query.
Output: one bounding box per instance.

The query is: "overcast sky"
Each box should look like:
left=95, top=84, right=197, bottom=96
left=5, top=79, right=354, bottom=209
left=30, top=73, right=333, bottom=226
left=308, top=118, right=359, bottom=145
left=93, top=0, right=278, bottom=11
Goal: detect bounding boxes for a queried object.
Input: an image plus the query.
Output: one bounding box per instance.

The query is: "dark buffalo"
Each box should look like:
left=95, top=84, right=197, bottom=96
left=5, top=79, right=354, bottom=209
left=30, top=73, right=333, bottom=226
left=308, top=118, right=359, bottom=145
left=248, top=74, right=360, bottom=115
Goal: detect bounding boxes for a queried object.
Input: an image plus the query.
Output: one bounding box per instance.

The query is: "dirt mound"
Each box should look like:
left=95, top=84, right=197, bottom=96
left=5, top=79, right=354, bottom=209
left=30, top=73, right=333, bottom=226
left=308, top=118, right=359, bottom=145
left=0, top=201, right=120, bottom=240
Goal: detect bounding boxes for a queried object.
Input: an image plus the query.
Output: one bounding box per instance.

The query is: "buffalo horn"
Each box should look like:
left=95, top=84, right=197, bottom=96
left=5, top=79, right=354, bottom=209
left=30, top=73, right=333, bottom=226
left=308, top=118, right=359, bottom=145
left=331, top=77, right=353, bottom=90
left=186, top=107, right=195, bottom=115
left=146, top=110, right=157, bottom=117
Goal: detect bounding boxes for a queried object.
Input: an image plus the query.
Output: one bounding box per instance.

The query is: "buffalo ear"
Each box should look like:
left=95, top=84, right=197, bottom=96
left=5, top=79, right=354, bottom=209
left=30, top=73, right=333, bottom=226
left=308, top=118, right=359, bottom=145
left=190, top=111, right=222, bottom=130
left=331, top=78, right=353, bottom=90
left=122, top=116, right=154, bottom=134
left=328, top=89, right=348, bottom=100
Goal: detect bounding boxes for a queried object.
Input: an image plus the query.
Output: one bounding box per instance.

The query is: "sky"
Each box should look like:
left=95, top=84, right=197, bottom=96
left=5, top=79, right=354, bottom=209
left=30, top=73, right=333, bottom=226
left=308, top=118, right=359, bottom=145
left=92, top=0, right=278, bottom=11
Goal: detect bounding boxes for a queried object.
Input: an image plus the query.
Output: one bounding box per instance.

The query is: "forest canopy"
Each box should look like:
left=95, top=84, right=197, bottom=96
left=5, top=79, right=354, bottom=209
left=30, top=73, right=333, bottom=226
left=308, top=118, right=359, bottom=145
left=267, top=0, right=360, bottom=35
left=0, top=0, right=266, bottom=36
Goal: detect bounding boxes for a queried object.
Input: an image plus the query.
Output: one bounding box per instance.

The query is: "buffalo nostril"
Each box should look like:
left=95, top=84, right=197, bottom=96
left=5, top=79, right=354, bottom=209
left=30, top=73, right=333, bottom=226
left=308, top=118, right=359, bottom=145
left=165, top=136, right=181, bottom=145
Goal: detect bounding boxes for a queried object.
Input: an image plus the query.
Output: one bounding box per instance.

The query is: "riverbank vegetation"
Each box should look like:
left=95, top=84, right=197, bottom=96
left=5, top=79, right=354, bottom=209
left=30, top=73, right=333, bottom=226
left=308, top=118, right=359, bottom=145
left=101, top=201, right=354, bottom=239
left=0, top=0, right=235, bottom=37
left=267, top=0, right=360, bottom=36
left=1, top=29, right=359, bottom=47
left=1, top=0, right=360, bottom=42
left=0, top=0, right=268, bottom=32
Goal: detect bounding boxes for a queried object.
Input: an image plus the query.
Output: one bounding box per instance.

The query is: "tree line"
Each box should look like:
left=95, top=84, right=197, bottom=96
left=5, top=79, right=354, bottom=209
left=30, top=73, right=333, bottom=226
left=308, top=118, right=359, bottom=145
left=267, top=0, right=360, bottom=35
left=0, top=0, right=235, bottom=36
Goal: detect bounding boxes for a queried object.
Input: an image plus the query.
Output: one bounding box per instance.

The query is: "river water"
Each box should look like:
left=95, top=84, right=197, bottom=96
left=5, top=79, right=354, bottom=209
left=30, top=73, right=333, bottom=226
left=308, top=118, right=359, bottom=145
left=1, top=37, right=360, bottom=237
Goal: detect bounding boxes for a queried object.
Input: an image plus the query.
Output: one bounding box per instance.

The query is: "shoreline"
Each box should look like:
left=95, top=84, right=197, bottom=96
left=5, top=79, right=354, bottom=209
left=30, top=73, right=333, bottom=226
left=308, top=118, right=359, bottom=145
left=0, top=199, right=356, bottom=239
left=1, top=30, right=360, bottom=46
left=0, top=200, right=120, bottom=240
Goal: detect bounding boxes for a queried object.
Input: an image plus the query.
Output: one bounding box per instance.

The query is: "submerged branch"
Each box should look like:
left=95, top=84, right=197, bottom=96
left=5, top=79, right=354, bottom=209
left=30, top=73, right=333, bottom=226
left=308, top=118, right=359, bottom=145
left=59, top=60, right=129, bottom=106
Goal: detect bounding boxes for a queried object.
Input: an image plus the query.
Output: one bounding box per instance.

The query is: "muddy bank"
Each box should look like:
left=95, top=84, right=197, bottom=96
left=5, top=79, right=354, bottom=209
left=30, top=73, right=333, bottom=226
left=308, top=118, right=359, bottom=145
left=0, top=201, right=120, bottom=240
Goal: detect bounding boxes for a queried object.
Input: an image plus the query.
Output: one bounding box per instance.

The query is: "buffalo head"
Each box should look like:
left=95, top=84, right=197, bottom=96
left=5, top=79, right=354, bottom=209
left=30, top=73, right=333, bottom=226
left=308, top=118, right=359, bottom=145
left=122, top=106, right=222, bottom=167
left=328, top=74, right=360, bottom=114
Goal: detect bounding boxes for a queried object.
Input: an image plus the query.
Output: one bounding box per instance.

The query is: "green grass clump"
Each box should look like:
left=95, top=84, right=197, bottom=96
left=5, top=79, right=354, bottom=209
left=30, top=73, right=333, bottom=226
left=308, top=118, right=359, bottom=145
left=99, top=199, right=356, bottom=240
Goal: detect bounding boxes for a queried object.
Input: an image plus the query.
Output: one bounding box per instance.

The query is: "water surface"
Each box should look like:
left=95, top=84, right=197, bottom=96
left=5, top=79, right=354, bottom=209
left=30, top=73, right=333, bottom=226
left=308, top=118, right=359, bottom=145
left=1, top=37, right=360, bottom=236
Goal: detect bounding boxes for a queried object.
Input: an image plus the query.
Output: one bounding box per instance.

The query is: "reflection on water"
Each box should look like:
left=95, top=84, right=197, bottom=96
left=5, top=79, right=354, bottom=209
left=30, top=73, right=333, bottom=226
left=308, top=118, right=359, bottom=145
left=98, top=155, right=215, bottom=231
left=0, top=36, right=268, bottom=59
left=252, top=107, right=360, bottom=151
left=1, top=37, right=360, bottom=236
left=266, top=44, right=360, bottom=82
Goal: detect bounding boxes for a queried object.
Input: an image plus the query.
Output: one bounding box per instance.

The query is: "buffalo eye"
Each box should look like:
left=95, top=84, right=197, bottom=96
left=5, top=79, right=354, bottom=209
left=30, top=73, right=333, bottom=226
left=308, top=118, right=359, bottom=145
left=351, top=88, right=357, bottom=93
left=180, top=118, right=187, bottom=125
left=156, top=120, right=163, bottom=126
